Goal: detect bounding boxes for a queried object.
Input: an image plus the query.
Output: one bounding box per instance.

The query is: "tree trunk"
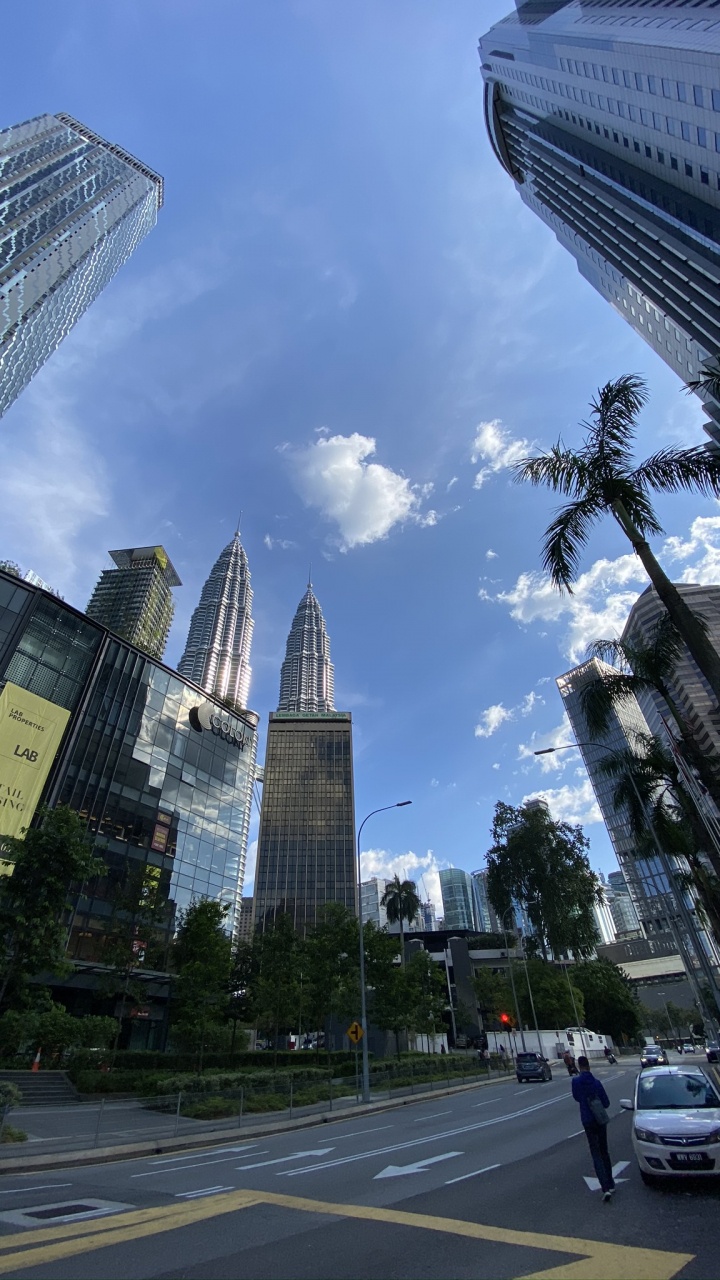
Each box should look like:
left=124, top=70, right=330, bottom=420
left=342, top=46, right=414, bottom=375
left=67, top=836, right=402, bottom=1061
left=613, top=501, right=720, bottom=707
left=399, top=916, right=405, bottom=967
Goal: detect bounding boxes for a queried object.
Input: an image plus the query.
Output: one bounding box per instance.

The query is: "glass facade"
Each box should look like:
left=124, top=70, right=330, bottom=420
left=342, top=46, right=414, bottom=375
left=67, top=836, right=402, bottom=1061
left=254, top=713, right=356, bottom=935
left=480, top=2, right=720, bottom=444
left=439, top=868, right=478, bottom=932
left=1, top=113, right=163, bottom=419
left=86, top=547, right=181, bottom=661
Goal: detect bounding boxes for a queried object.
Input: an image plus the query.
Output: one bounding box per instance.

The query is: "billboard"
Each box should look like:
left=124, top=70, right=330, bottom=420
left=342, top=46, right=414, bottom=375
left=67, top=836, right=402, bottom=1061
left=0, top=682, right=70, bottom=841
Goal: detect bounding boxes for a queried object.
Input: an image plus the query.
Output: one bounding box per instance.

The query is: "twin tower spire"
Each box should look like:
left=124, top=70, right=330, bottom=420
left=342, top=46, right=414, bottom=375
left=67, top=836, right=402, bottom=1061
left=178, top=533, right=335, bottom=713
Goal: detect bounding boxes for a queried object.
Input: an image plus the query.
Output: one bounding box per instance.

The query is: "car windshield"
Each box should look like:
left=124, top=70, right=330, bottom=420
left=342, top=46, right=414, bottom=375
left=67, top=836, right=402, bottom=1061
left=517, top=1053, right=539, bottom=1062
left=637, top=1073, right=720, bottom=1110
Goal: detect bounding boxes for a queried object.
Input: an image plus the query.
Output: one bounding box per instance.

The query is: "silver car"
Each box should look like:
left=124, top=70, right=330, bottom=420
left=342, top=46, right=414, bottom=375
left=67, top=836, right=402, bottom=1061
left=621, top=1066, right=720, bottom=1184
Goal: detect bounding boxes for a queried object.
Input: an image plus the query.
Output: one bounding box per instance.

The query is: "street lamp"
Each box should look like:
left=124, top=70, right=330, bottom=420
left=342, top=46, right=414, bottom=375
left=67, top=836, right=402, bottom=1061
left=356, top=801, right=412, bottom=1103
left=501, top=908, right=527, bottom=1052
left=535, top=743, right=720, bottom=1040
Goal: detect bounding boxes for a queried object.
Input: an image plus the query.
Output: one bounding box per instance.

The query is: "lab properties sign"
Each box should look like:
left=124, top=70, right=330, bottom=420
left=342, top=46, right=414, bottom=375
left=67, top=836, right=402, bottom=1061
left=0, top=682, right=70, bottom=840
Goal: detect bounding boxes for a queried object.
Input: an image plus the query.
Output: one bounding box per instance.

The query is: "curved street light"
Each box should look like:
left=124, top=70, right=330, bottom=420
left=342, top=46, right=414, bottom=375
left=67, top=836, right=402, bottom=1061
left=356, top=801, right=412, bottom=1103
left=500, top=907, right=527, bottom=1053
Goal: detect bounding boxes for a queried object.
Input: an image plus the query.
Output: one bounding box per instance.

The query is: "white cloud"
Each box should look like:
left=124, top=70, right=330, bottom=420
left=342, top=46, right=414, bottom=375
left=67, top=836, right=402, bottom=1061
left=418, top=509, right=439, bottom=527
left=485, top=549, right=498, bottom=560
left=522, top=779, right=601, bottom=827
left=664, top=515, right=720, bottom=584
left=263, top=534, right=297, bottom=551
left=471, top=420, right=532, bottom=490
left=288, top=432, right=419, bottom=550
left=520, top=691, right=543, bottom=716
left=446, top=476, right=458, bottom=492
left=517, top=714, right=578, bottom=773
left=492, top=762, right=500, bottom=770
left=475, top=702, right=514, bottom=739
left=360, top=847, right=447, bottom=914
left=430, top=778, right=440, bottom=788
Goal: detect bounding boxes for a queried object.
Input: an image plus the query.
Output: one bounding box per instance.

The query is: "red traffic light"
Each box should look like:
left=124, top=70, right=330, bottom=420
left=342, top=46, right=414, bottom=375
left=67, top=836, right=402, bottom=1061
left=500, top=1012, right=510, bottom=1024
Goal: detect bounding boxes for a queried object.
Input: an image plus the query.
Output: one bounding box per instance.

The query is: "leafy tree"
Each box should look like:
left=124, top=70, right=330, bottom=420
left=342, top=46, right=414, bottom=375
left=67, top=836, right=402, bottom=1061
left=303, top=903, right=359, bottom=1053
left=404, top=950, right=448, bottom=1043
left=516, top=959, right=584, bottom=1029
left=0, top=1004, right=115, bottom=1064
left=171, top=899, right=233, bottom=1068
left=380, top=876, right=421, bottom=964
left=0, top=561, right=20, bottom=578
left=0, top=806, right=102, bottom=1009
left=571, top=958, right=641, bottom=1042
left=486, top=802, right=601, bottom=958
left=468, top=933, right=507, bottom=950
left=472, top=968, right=515, bottom=1027
left=250, top=913, right=302, bottom=1064
left=100, top=859, right=174, bottom=1057
left=513, top=373, right=720, bottom=705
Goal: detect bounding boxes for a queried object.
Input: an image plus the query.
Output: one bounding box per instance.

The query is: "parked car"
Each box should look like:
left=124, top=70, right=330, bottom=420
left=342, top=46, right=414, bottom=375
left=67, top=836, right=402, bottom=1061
left=640, top=1046, right=668, bottom=1068
left=705, top=1044, right=720, bottom=1064
left=516, top=1051, right=552, bottom=1083
left=621, top=1066, right=720, bottom=1184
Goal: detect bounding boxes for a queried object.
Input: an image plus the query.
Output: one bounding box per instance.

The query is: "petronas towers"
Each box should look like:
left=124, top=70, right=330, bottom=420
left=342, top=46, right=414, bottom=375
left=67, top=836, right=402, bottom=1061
left=277, top=581, right=335, bottom=713
left=178, top=532, right=254, bottom=708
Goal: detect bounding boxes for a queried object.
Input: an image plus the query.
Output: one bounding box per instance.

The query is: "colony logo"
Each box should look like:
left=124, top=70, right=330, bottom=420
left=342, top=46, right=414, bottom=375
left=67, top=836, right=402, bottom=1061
left=188, top=703, right=250, bottom=751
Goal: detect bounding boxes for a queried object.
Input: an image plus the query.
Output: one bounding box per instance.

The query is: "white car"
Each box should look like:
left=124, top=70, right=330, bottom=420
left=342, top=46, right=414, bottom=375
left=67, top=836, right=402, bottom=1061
left=621, top=1066, right=720, bottom=1184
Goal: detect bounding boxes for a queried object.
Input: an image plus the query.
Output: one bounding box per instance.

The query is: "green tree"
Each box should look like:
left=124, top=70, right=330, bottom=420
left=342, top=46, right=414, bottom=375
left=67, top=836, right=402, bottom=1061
left=171, top=899, right=233, bottom=1068
left=486, top=802, right=601, bottom=958
left=100, top=860, right=174, bottom=1058
left=303, top=903, right=359, bottom=1054
left=0, top=806, right=101, bottom=1009
left=364, top=923, right=406, bottom=1057
left=251, top=913, right=302, bottom=1064
left=571, top=959, right=642, bottom=1042
left=513, top=374, right=720, bottom=705
left=472, top=968, right=515, bottom=1026
left=380, top=876, right=421, bottom=965
left=0, top=562, right=20, bottom=578
left=404, top=950, right=448, bottom=1044
left=516, top=960, right=584, bottom=1029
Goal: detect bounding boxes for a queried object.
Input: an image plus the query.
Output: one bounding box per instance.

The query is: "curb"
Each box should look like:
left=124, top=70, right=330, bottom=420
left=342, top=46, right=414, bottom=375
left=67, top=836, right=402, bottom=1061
left=0, top=1072, right=517, bottom=1175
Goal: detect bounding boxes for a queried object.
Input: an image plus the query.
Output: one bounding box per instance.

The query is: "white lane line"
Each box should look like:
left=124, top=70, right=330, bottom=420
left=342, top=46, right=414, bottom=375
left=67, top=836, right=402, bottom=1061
left=514, top=1089, right=528, bottom=1095
left=148, top=1145, right=258, bottom=1166
left=331, top=1125, right=394, bottom=1140
left=472, top=1100, right=496, bottom=1108
left=413, top=1111, right=452, bottom=1123
left=566, top=1130, right=584, bottom=1139
left=0, top=1184, right=72, bottom=1195
left=175, top=1186, right=234, bottom=1199
left=237, top=1148, right=333, bottom=1171
left=133, top=1151, right=268, bottom=1179
left=280, top=1093, right=570, bottom=1177
left=445, top=1163, right=500, bottom=1185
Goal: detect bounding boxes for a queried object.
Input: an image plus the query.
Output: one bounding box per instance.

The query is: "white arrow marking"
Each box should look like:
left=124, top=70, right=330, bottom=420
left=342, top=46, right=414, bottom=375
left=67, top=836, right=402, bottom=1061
left=374, top=1152, right=462, bottom=1179
left=584, top=1161, right=630, bottom=1191
left=237, top=1148, right=334, bottom=1171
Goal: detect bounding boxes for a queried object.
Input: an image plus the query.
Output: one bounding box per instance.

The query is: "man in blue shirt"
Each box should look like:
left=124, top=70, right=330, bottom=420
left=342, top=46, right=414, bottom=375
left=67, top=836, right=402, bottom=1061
left=572, top=1055, right=615, bottom=1201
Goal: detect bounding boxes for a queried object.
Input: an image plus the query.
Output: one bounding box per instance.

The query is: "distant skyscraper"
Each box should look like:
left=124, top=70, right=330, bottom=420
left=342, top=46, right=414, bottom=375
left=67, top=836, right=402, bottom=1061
left=439, top=869, right=478, bottom=932
left=471, top=869, right=496, bottom=933
left=479, top=2, right=720, bottom=444
left=86, top=546, right=180, bottom=660
left=361, top=879, right=389, bottom=929
left=277, top=582, right=335, bottom=713
left=607, top=870, right=642, bottom=938
left=254, top=585, right=355, bottom=935
left=1, top=113, right=163, bottom=419
left=178, top=532, right=254, bottom=708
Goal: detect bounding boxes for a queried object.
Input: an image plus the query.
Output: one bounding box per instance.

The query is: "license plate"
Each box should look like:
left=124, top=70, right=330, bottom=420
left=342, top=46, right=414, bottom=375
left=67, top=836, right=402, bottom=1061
left=668, top=1152, right=712, bottom=1168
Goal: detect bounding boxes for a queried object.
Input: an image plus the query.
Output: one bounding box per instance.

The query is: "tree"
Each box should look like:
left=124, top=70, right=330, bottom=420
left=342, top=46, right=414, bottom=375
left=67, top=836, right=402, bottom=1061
left=303, top=903, right=359, bottom=1053
left=250, top=913, right=302, bottom=1064
left=0, top=561, right=20, bottom=578
left=513, top=374, right=720, bottom=707
left=473, top=968, right=515, bottom=1026
left=404, top=951, right=448, bottom=1044
left=100, top=859, right=175, bottom=1058
left=515, top=959, right=584, bottom=1029
left=571, top=959, right=642, bottom=1042
left=171, top=899, right=233, bottom=1068
left=0, top=806, right=102, bottom=1009
left=486, top=802, right=601, bottom=958
left=380, top=876, right=421, bottom=964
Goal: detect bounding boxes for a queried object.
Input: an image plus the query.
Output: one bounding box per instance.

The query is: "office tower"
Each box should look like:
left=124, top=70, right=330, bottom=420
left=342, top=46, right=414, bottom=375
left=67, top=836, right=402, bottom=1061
left=593, top=883, right=618, bottom=945
left=236, top=898, right=255, bottom=943
left=471, top=869, right=496, bottom=933
left=418, top=900, right=438, bottom=932
left=277, top=581, right=334, bottom=713
left=1, top=113, right=163, bottom=419
left=178, top=532, right=254, bottom=709
left=86, top=546, right=180, bottom=660
left=254, top=585, right=355, bottom=935
left=439, top=868, right=478, bottom=932
left=479, top=2, right=720, bottom=444
left=607, top=870, right=642, bottom=938
left=361, top=879, right=389, bottom=929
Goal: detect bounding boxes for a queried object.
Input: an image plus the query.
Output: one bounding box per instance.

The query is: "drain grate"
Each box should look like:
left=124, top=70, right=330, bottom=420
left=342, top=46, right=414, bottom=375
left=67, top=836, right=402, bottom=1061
left=0, top=1198, right=133, bottom=1229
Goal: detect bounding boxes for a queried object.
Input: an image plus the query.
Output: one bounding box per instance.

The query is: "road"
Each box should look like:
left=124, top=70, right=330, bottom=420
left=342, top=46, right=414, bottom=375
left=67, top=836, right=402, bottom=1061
left=0, top=1053, right=716, bottom=1279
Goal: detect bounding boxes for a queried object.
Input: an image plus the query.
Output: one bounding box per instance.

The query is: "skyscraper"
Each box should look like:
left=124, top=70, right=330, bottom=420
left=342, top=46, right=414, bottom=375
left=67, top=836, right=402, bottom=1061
left=86, top=546, right=180, bottom=660
left=470, top=869, right=497, bottom=933
left=439, top=868, right=478, bottom=932
left=607, top=870, right=642, bottom=938
left=277, top=581, right=335, bottom=713
left=178, top=532, right=254, bottom=709
left=479, top=2, right=720, bottom=444
left=254, top=584, right=355, bottom=934
left=1, top=113, right=163, bottom=419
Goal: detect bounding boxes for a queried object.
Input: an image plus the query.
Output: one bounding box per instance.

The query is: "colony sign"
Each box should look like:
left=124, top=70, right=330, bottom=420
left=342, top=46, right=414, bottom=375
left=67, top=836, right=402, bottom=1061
left=188, top=702, right=251, bottom=751
left=0, top=682, right=71, bottom=841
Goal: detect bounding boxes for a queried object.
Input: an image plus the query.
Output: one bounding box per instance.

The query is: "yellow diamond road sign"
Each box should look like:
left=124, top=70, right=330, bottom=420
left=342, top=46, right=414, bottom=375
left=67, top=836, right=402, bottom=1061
left=347, top=1021, right=364, bottom=1044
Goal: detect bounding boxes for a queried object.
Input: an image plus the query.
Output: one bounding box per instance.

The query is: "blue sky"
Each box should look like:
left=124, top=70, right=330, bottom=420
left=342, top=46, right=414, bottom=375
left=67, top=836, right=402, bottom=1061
left=3, top=0, right=720, bottom=912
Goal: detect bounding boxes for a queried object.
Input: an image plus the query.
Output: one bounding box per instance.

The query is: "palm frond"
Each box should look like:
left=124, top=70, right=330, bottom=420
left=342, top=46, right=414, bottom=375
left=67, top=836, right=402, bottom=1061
left=588, top=375, right=649, bottom=458
left=541, top=495, right=604, bottom=589
left=686, top=359, right=720, bottom=402
left=607, top=477, right=665, bottom=539
left=587, top=637, right=632, bottom=670
left=579, top=671, right=642, bottom=737
left=632, top=445, right=720, bottom=499
left=512, top=446, right=588, bottom=496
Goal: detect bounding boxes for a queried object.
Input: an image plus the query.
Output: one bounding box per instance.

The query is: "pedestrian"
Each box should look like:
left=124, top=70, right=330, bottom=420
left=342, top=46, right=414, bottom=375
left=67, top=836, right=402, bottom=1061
left=572, top=1054, right=615, bottom=1202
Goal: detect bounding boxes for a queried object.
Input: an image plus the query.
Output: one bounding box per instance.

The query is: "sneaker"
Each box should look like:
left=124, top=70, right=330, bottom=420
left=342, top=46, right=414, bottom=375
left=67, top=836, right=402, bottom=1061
left=602, top=1189, right=615, bottom=1202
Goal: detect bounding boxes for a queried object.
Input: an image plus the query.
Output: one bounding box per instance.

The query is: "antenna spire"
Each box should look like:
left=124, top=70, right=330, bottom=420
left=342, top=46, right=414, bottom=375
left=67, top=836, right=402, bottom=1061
left=235, top=511, right=242, bottom=536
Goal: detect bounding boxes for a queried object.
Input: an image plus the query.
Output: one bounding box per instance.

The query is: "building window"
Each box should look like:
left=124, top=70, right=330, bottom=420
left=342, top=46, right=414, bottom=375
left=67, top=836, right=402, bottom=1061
left=671, top=155, right=678, bottom=170
left=713, top=88, right=720, bottom=112
left=657, top=149, right=665, bottom=164
left=634, top=139, right=641, bottom=152
left=681, top=121, right=691, bottom=141
left=701, top=168, right=710, bottom=184
left=645, top=144, right=652, bottom=158
left=677, top=81, right=687, bottom=103
left=694, top=85, right=705, bottom=108
left=698, top=126, right=708, bottom=147
left=685, top=161, right=693, bottom=177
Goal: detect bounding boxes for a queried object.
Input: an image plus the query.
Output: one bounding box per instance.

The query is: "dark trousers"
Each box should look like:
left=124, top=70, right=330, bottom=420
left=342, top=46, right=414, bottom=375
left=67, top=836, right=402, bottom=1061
left=584, top=1121, right=614, bottom=1192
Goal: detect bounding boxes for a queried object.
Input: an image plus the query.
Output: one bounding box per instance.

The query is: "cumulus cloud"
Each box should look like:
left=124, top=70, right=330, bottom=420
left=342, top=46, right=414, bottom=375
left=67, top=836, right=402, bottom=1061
left=664, top=515, right=720, bottom=584
left=475, top=688, right=545, bottom=739
left=288, top=432, right=419, bottom=550
left=360, top=847, right=447, bottom=915
left=471, top=420, right=532, bottom=489
left=485, top=549, right=498, bottom=560
left=522, top=779, right=601, bottom=827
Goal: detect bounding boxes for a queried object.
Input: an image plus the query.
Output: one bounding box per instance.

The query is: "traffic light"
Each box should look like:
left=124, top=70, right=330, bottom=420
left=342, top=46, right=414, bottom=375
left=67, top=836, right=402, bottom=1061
left=500, top=1012, right=510, bottom=1025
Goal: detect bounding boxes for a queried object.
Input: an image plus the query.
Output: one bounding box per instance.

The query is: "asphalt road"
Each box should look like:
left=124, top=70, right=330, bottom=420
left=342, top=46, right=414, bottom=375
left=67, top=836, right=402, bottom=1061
left=0, top=1054, right=717, bottom=1279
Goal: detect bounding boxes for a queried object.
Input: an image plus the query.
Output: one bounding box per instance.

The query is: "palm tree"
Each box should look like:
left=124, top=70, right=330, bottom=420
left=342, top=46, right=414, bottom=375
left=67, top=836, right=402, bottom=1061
left=513, top=374, right=720, bottom=706
left=687, top=359, right=720, bottom=405
left=380, top=875, right=421, bottom=965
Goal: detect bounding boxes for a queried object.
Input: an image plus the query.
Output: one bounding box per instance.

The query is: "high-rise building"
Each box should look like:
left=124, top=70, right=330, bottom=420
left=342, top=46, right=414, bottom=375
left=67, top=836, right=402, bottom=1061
left=479, top=2, right=720, bottom=445
left=361, top=879, right=389, bottom=929
left=178, top=532, right=254, bottom=709
left=471, top=869, right=497, bottom=933
left=86, top=546, right=180, bottom=661
left=254, top=585, right=355, bottom=935
left=593, top=883, right=618, bottom=946
left=607, top=870, right=642, bottom=938
left=236, top=897, right=255, bottom=943
left=1, top=113, right=163, bottom=419
left=277, top=581, right=334, bottom=713
left=439, top=868, right=478, bottom=932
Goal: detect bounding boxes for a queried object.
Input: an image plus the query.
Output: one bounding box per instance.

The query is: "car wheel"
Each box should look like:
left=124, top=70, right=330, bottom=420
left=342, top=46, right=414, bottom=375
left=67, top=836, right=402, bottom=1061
left=640, top=1170, right=660, bottom=1187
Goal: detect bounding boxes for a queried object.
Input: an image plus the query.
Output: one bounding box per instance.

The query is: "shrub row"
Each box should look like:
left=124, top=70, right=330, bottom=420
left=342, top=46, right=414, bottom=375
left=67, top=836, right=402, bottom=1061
left=68, top=1048, right=357, bottom=1076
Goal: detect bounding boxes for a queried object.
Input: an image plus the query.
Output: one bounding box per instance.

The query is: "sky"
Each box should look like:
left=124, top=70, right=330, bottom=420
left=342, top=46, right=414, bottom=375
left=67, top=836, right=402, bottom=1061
left=3, top=0, right=720, bottom=916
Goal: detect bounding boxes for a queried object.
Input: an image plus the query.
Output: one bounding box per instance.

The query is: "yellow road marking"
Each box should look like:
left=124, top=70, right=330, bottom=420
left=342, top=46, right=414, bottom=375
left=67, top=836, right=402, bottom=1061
left=0, top=1187, right=693, bottom=1280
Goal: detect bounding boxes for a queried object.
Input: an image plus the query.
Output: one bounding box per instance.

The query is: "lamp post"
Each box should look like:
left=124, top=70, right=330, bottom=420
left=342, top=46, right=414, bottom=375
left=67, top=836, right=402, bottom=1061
left=501, top=908, right=527, bottom=1052
left=535, top=743, right=720, bottom=1040
left=356, top=801, right=412, bottom=1103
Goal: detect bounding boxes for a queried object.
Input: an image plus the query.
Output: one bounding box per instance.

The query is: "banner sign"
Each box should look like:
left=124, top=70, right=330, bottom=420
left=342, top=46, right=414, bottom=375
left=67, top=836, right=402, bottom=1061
left=0, top=682, right=70, bottom=841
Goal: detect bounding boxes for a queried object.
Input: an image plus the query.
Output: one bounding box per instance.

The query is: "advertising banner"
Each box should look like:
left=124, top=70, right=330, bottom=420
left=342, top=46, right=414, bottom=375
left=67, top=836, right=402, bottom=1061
left=0, top=682, right=70, bottom=841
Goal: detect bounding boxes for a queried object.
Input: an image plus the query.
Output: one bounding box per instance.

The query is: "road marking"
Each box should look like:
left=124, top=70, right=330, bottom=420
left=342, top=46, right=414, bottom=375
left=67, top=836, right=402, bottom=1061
left=584, top=1161, right=631, bottom=1192
left=445, top=1163, right=500, bottom=1185
left=472, top=1099, right=496, bottom=1108
left=412, top=1111, right=452, bottom=1122
left=148, top=1145, right=257, bottom=1166
left=331, top=1125, right=394, bottom=1140
left=175, top=1186, right=234, bottom=1199
left=236, top=1148, right=334, bottom=1171
left=0, top=1185, right=71, bottom=1195
left=279, top=1093, right=571, bottom=1177
left=0, top=1186, right=691, bottom=1279
left=566, top=1131, right=584, bottom=1139
left=133, top=1151, right=267, bottom=1178
left=375, top=1152, right=462, bottom=1179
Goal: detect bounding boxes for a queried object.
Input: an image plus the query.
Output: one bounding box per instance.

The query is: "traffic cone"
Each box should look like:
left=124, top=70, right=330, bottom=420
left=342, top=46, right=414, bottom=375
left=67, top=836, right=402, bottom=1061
left=31, top=1048, right=41, bottom=1073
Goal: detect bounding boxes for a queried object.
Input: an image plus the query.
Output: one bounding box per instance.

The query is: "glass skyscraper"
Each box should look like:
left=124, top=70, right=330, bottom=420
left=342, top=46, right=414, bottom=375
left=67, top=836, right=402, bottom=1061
left=178, top=532, right=254, bottom=709
left=439, top=868, right=478, bottom=932
left=479, top=1, right=720, bottom=443
left=86, top=546, right=181, bottom=661
left=1, top=113, right=163, bottom=419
